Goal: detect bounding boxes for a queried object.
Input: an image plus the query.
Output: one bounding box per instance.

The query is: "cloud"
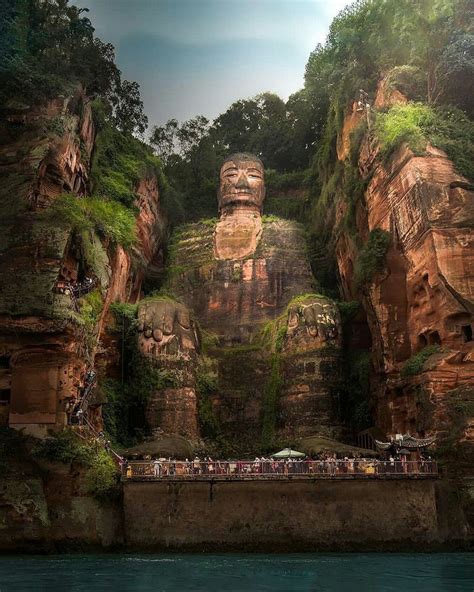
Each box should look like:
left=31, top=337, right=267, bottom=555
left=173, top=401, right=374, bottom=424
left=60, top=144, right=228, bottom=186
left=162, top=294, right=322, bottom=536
left=80, top=0, right=353, bottom=127
left=85, top=0, right=349, bottom=50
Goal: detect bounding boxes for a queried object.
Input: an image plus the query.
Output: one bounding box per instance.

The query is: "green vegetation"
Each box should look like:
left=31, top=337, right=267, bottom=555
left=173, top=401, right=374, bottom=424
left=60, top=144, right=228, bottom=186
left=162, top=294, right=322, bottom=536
left=196, top=365, right=220, bottom=440
left=433, top=385, right=473, bottom=468
left=1, top=0, right=147, bottom=135
left=375, top=103, right=430, bottom=157
left=75, top=288, right=104, bottom=352
left=375, top=103, right=474, bottom=178
left=261, top=354, right=282, bottom=450
left=150, top=91, right=317, bottom=224
left=354, top=229, right=391, bottom=289
left=340, top=350, right=372, bottom=432
left=385, top=65, right=426, bottom=101
left=34, top=429, right=119, bottom=500
left=337, top=301, right=360, bottom=325
left=108, top=301, right=138, bottom=322
left=103, top=303, right=178, bottom=446
left=90, top=122, right=162, bottom=208
left=301, top=0, right=472, bottom=293
left=46, top=194, right=137, bottom=250
left=78, top=288, right=103, bottom=331
left=401, top=345, right=441, bottom=377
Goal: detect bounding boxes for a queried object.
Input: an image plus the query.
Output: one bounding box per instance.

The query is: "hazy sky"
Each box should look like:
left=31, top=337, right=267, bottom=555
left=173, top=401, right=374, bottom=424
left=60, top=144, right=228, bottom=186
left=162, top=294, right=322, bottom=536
left=81, top=0, right=352, bottom=130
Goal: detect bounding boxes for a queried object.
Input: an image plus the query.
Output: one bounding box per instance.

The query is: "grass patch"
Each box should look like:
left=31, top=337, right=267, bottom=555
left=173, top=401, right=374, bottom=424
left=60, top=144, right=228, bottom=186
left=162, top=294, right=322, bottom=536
left=90, top=122, right=162, bottom=209
left=46, top=194, right=137, bottom=250
left=78, top=289, right=103, bottom=331
left=401, top=345, right=441, bottom=377
left=375, top=103, right=474, bottom=179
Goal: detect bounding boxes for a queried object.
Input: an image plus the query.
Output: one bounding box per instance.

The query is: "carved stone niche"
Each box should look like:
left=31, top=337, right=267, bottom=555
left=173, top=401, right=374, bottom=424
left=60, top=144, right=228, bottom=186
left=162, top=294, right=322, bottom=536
left=9, top=349, right=83, bottom=438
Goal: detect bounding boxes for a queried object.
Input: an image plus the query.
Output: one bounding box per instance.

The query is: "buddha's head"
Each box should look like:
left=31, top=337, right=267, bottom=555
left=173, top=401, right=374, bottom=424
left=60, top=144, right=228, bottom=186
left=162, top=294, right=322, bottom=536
left=218, top=153, right=265, bottom=215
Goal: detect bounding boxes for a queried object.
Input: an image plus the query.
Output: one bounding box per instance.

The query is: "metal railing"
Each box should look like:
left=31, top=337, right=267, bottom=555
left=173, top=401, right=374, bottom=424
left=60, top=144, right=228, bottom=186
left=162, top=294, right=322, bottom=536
left=68, top=369, right=97, bottom=425
left=122, top=459, right=438, bottom=481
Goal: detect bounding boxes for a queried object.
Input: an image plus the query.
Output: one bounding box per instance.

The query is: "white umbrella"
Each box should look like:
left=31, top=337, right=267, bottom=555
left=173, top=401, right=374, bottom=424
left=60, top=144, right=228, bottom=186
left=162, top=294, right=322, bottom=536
left=270, top=448, right=306, bottom=459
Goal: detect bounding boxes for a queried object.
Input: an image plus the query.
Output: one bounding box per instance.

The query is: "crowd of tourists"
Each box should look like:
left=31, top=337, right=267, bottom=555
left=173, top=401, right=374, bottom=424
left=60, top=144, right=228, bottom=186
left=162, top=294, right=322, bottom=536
left=123, top=453, right=437, bottom=479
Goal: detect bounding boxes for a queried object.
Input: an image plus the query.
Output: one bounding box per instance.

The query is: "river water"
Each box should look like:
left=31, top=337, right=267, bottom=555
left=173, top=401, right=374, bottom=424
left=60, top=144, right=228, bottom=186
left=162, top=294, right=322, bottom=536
left=0, top=553, right=473, bottom=591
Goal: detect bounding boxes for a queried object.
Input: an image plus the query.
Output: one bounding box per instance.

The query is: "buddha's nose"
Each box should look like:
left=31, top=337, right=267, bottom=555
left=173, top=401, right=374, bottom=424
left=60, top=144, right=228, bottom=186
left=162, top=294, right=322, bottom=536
left=235, top=172, right=250, bottom=190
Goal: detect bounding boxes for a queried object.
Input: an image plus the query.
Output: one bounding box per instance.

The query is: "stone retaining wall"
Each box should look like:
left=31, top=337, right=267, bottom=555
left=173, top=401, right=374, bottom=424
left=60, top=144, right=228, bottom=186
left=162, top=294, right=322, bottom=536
left=123, top=479, right=451, bottom=551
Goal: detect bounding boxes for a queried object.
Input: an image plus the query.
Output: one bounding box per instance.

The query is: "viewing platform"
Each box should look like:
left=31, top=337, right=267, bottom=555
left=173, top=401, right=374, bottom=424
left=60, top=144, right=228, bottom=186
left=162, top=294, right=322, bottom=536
left=122, top=459, right=438, bottom=482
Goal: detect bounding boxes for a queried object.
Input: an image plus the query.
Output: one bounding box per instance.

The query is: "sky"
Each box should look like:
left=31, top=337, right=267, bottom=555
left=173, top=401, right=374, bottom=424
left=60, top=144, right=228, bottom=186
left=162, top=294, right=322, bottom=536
left=81, top=0, right=352, bottom=131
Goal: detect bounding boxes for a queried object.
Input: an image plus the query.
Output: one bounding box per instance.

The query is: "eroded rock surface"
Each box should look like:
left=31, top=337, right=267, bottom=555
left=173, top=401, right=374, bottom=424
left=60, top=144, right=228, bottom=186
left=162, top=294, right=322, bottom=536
left=335, top=80, right=474, bottom=480
left=0, top=90, right=164, bottom=436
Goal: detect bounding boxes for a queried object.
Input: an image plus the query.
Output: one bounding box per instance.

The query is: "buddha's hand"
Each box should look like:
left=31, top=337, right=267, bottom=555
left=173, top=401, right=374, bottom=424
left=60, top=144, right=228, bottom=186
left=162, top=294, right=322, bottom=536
left=137, top=299, right=199, bottom=356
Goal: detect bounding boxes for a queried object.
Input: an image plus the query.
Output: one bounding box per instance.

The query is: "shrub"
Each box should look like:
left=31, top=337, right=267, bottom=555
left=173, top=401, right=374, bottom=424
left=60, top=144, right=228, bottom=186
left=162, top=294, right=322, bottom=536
left=84, top=449, right=120, bottom=500
left=339, top=349, right=372, bottom=432
left=375, top=103, right=430, bottom=158
left=109, top=301, right=138, bottom=324
left=34, top=429, right=95, bottom=465
left=375, top=103, right=474, bottom=179
left=34, top=430, right=120, bottom=500
left=401, top=345, right=441, bottom=377
left=78, top=289, right=104, bottom=331
left=354, top=229, right=391, bottom=289
left=47, top=194, right=137, bottom=249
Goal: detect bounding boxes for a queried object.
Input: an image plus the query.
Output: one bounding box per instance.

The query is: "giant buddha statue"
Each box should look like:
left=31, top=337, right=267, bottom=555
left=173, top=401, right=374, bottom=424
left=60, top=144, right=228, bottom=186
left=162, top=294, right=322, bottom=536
left=138, top=153, right=342, bottom=447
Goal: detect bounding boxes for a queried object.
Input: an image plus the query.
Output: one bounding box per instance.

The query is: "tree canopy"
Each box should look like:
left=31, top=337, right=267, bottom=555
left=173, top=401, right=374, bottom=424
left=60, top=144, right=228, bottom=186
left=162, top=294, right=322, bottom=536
left=0, top=0, right=147, bottom=135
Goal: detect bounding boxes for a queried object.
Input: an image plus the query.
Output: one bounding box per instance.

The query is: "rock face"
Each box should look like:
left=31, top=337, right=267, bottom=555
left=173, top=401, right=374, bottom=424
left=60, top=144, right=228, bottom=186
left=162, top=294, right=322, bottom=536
left=334, top=81, right=474, bottom=485
left=140, top=153, right=342, bottom=446
left=0, top=89, right=164, bottom=436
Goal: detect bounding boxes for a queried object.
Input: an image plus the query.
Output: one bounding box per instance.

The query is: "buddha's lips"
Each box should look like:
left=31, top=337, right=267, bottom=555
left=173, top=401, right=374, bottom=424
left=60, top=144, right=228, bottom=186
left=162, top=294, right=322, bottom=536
left=226, top=191, right=256, bottom=197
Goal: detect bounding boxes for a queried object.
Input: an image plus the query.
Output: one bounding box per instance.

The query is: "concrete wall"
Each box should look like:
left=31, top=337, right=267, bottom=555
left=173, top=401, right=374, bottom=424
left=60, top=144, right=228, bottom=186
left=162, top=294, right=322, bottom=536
left=123, top=480, right=442, bottom=551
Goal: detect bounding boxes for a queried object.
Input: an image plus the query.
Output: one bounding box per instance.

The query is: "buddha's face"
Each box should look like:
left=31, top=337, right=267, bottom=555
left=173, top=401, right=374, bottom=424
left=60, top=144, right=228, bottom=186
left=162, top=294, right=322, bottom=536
left=218, top=157, right=265, bottom=213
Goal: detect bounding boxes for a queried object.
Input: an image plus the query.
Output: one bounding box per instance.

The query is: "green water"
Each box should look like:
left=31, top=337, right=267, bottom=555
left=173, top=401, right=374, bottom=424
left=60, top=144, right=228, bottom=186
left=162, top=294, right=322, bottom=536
left=0, top=553, right=472, bottom=591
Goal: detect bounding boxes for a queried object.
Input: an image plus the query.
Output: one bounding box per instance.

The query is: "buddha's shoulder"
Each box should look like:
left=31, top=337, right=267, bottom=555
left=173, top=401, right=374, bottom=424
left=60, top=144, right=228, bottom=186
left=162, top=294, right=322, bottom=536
left=258, top=217, right=307, bottom=255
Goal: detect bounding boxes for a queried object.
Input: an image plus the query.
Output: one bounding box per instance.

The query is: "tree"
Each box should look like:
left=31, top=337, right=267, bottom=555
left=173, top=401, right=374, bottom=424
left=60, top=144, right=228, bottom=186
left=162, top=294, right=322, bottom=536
left=0, top=0, right=148, bottom=136
left=149, top=119, right=178, bottom=164
left=111, top=79, right=148, bottom=137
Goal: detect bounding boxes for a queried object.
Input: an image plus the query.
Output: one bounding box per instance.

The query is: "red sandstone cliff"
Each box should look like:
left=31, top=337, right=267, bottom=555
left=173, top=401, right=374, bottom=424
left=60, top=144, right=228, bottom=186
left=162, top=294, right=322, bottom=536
left=335, top=82, right=473, bottom=468
left=0, top=89, right=164, bottom=436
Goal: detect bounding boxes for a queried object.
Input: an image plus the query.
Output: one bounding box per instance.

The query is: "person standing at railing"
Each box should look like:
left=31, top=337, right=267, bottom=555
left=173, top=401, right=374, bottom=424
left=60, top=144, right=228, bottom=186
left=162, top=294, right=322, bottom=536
left=153, top=458, right=161, bottom=478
